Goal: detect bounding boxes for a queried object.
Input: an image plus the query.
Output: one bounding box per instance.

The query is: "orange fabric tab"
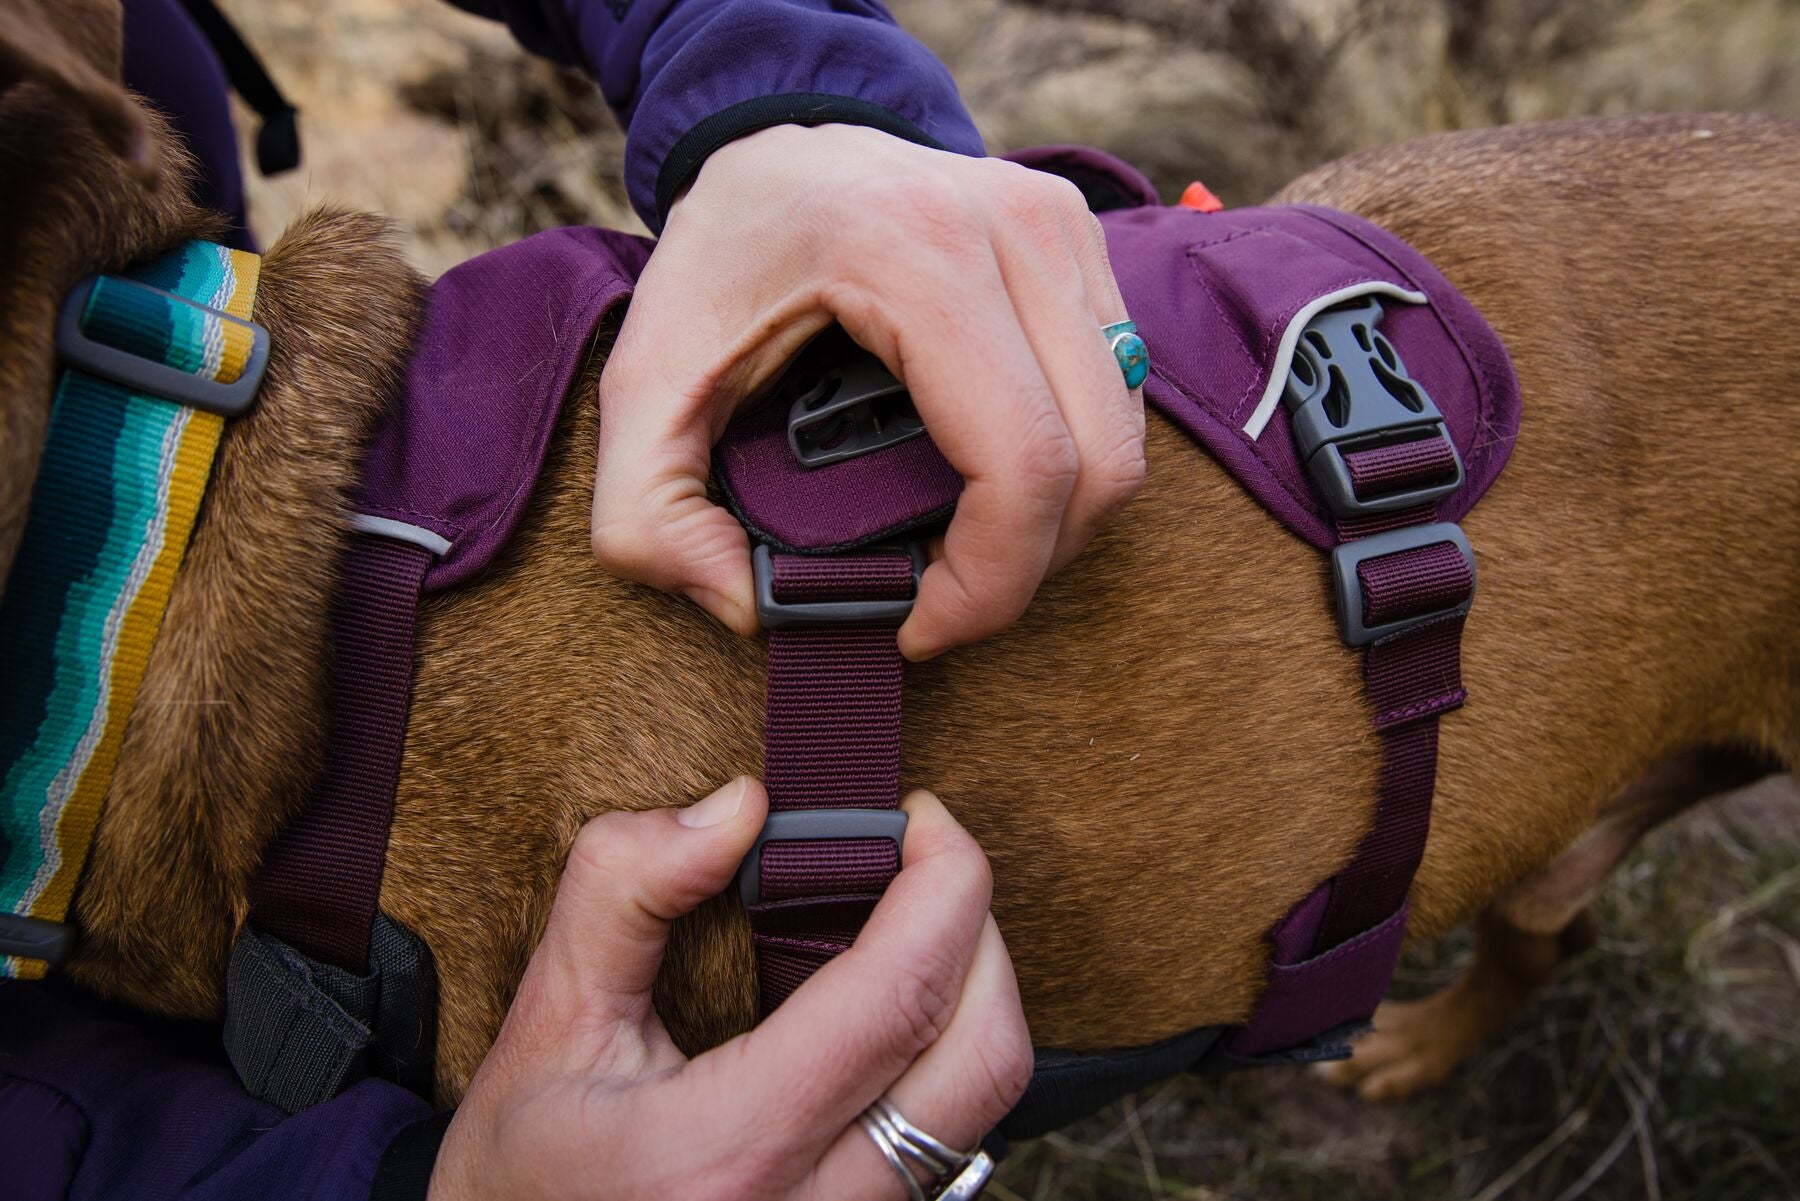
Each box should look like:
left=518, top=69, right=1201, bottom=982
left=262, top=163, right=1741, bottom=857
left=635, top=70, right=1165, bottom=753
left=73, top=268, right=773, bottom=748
left=1180, top=181, right=1224, bottom=213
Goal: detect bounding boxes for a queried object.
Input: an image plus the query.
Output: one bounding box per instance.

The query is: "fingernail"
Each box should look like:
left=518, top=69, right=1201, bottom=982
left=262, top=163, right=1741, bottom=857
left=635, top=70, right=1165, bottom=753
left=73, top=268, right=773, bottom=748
left=897, top=629, right=946, bottom=663
left=682, top=585, right=754, bottom=635
left=678, top=777, right=748, bottom=828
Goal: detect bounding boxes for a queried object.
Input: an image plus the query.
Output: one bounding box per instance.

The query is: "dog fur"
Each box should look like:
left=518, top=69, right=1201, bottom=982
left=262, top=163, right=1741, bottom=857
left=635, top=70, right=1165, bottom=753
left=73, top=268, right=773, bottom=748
left=1, top=42, right=424, bottom=1013
left=3, top=12, right=1796, bottom=1109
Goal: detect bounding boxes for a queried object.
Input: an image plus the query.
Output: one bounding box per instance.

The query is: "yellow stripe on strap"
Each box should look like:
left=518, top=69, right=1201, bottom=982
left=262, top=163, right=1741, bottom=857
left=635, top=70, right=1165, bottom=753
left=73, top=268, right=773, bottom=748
left=222, top=248, right=261, bottom=320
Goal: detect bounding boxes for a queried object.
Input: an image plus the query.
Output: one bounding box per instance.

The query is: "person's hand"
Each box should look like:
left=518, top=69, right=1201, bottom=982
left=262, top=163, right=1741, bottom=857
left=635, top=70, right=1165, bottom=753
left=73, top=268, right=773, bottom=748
left=591, top=123, right=1144, bottom=660
left=428, top=778, right=1032, bottom=1200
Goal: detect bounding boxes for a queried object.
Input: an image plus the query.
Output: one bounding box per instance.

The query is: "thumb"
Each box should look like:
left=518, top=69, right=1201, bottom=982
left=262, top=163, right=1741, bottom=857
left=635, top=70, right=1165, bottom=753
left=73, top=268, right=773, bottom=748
left=528, top=777, right=767, bottom=1049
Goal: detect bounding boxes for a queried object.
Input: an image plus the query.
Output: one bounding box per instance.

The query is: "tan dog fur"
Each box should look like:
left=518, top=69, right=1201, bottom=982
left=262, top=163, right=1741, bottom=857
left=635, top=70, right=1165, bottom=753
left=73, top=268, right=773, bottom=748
left=2, top=14, right=1796, bottom=1108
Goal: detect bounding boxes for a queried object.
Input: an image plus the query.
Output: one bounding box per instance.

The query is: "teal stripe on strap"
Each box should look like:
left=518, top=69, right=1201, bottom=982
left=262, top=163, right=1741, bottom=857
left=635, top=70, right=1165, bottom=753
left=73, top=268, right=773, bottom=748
left=0, top=378, right=184, bottom=913
left=134, top=241, right=231, bottom=307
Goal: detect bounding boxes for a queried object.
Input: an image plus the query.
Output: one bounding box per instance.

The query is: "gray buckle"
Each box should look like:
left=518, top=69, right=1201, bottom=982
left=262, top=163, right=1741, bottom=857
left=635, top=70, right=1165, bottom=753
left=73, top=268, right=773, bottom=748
left=56, top=275, right=270, bottom=417
left=784, top=330, right=925, bottom=468
left=1283, top=297, right=1463, bottom=517
left=0, top=912, right=74, bottom=967
left=1331, top=522, right=1475, bottom=646
left=738, top=808, right=910, bottom=907
left=753, top=543, right=925, bottom=629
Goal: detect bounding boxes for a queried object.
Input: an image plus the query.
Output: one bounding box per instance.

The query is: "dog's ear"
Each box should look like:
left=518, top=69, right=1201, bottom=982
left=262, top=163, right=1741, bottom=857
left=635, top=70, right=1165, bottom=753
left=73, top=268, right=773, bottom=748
left=0, top=0, right=155, bottom=180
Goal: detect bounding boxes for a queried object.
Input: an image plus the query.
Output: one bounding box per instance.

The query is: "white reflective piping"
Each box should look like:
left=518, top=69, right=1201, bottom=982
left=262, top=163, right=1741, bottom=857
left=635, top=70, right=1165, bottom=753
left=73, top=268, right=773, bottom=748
left=349, top=513, right=452, bottom=556
left=1240, top=282, right=1430, bottom=441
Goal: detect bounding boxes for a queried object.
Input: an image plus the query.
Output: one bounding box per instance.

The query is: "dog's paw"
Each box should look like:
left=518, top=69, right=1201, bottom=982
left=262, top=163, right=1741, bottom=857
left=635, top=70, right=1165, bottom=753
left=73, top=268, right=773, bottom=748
left=1312, top=993, right=1478, bottom=1102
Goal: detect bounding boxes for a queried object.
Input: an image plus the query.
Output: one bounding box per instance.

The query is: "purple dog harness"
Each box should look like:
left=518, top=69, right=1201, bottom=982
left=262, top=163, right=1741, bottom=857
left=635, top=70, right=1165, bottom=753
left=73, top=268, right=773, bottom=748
left=217, top=147, right=1517, bottom=1129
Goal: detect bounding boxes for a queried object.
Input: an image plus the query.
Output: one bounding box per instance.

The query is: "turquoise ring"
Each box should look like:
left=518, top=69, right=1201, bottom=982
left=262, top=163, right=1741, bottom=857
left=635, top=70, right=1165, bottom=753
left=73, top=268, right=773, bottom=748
left=1103, top=319, right=1149, bottom=389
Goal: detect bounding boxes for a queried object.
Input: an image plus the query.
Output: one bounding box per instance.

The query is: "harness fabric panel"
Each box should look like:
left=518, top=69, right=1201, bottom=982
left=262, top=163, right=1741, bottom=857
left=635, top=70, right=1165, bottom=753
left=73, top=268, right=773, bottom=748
left=1115, top=200, right=1520, bottom=548
left=708, top=172, right=1520, bottom=552
left=357, top=226, right=652, bottom=592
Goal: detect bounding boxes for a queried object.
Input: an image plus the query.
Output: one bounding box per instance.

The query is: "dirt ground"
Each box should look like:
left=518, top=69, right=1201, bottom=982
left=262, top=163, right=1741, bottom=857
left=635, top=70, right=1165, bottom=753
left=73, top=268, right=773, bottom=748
left=212, top=2, right=1800, bottom=1196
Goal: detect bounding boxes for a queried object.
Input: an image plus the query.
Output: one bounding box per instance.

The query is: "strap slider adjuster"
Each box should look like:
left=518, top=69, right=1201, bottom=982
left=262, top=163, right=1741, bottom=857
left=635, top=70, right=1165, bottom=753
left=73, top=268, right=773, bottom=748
left=1283, top=297, right=1464, bottom=517
left=1331, top=523, right=1476, bottom=646
left=753, top=543, right=924, bottom=629
left=738, top=808, right=910, bottom=907
left=56, top=275, right=270, bottom=417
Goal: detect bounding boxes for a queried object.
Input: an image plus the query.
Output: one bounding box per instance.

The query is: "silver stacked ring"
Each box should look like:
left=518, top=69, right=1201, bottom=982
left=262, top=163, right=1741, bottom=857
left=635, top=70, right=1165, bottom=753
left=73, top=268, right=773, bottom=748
left=859, top=1097, right=996, bottom=1200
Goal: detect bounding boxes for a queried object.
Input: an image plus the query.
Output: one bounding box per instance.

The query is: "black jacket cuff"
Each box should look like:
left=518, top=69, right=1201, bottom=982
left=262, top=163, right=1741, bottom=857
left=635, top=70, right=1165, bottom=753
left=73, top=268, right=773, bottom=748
left=654, top=93, right=947, bottom=228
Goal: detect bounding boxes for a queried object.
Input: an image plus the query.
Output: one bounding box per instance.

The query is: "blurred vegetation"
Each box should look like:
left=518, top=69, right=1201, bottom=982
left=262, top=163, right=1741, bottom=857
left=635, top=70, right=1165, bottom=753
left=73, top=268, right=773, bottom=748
left=218, top=2, right=1800, bottom=1196
left=988, top=782, right=1800, bottom=1200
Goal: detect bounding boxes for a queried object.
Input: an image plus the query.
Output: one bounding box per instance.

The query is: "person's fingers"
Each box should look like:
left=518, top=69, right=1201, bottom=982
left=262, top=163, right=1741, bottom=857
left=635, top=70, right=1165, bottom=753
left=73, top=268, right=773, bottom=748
left=591, top=214, right=833, bottom=634
left=597, top=128, right=1146, bottom=657
left=681, top=790, right=992, bottom=1161
left=979, top=163, right=1146, bottom=578
left=589, top=396, right=758, bottom=634
left=808, top=915, right=1032, bottom=1200
left=503, top=777, right=768, bottom=1079
left=818, top=196, right=1076, bottom=661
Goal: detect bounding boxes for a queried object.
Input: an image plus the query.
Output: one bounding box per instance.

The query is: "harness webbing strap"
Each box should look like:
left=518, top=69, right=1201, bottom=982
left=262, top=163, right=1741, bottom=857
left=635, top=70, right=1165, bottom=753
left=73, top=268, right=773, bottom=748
left=749, top=549, right=911, bottom=1012
left=1313, top=497, right=1469, bottom=951
left=246, top=535, right=431, bottom=971
left=764, top=553, right=910, bottom=811
left=0, top=241, right=262, bottom=978
left=1314, top=614, right=1464, bottom=951
left=1342, top=435, right=1459, bottom=501
left=1225, top=487, right=1471, bottom=1058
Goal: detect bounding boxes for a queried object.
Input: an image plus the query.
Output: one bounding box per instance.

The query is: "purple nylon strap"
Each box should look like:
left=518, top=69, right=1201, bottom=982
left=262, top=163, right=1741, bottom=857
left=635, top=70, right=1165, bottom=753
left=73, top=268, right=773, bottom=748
left=750, top=548, right=913, bottom=1012
left=1343, top=434, right=1459, bottom=501
left=246, top=534, right=430, bottom=971
left=1230, top=437, right=1472, bottom=1057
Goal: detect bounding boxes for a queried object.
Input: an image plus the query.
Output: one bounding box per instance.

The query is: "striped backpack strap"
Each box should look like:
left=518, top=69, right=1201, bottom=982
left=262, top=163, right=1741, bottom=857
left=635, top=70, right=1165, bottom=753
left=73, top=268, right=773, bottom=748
left=0, top=241, right=268, bottom=977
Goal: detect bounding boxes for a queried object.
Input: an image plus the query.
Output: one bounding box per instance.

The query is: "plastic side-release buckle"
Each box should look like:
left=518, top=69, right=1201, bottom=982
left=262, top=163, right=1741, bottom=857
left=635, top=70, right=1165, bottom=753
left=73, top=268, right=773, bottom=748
left=1331, top=523, right=1476, bottom=646
left=1282, top=297, right=1463, bottom=517
left=738, top=808, right=910, bottom=907
left=752, top=543, right=925, bottom=629
left=783, top=329, right=925, bottom=468
left=56, top=275, right=270, bottom=417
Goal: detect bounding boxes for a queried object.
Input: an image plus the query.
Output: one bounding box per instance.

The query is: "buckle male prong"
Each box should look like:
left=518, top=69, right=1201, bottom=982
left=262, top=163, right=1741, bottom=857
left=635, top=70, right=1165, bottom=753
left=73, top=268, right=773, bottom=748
left=1283, top=297, right=1464, bottom=517
left=56, top=275, right=270, bottom=417
left=783, top=330, right=925, bottom=468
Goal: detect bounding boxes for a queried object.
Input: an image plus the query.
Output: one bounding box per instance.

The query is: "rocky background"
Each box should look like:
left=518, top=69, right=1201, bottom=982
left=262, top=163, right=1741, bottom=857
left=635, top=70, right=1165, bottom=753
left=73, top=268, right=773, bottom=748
left=216, top=2, right=1799, bottom=1197
left=225, top=0, right=1800, bottom=270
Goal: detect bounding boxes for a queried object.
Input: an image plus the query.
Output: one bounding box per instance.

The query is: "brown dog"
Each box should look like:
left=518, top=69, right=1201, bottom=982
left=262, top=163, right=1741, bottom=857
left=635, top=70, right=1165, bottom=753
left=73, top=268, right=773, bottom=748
left=4, top=1, right=1797, bottom=1111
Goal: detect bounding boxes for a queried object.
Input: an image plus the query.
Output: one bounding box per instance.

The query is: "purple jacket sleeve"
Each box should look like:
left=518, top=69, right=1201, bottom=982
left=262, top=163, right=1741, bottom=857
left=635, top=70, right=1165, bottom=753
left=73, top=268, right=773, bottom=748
left=447, top=0, right=985, bottom=230
left=0, top=980, right=443, bottom=1201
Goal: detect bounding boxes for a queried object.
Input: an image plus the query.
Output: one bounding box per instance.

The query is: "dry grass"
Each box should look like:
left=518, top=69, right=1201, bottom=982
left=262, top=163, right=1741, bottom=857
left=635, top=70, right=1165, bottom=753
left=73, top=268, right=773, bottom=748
left=211, top=2, right=1800, bottom=1195
left=988, top=778, right=1800, bottom=1200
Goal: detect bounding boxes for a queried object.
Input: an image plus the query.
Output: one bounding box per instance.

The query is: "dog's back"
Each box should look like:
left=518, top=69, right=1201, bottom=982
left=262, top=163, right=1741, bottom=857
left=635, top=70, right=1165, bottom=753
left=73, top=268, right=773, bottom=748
left=375, top=113, right=1800, bottom=1095
left=6, top=85, right=1793, bottom=1105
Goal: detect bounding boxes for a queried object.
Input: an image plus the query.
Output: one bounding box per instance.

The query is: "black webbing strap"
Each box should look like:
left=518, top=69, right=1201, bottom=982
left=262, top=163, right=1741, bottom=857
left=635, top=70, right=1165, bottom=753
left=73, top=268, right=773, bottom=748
left=223, top=913, right=437, bottom=1114
left=176, top=0, right=302, bottom=175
